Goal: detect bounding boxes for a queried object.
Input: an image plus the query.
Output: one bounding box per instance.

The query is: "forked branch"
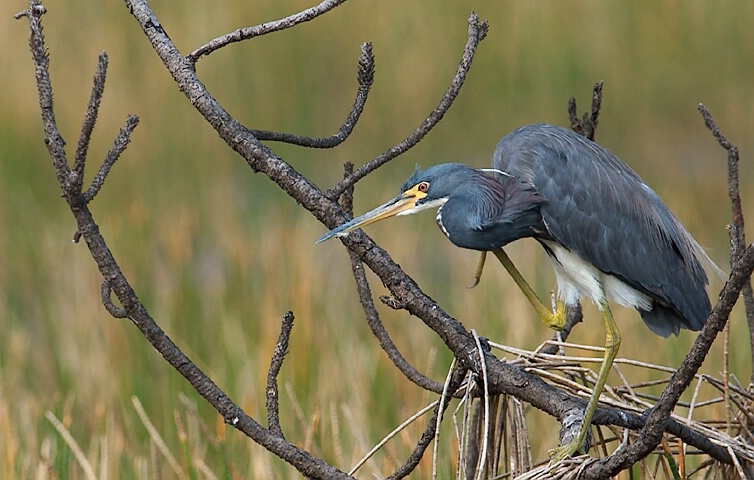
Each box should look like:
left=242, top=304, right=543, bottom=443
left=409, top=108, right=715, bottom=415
left=250, top=42, right=375, bottom=148
left=568, top=80, right=603, bottom=141
left=326, top=13, right=489, bottom=201
left=20, top=2, right=351, bottom=478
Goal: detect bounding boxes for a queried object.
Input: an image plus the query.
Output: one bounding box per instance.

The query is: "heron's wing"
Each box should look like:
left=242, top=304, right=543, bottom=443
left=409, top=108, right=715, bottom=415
left=494, top=125, right=714, bottom=331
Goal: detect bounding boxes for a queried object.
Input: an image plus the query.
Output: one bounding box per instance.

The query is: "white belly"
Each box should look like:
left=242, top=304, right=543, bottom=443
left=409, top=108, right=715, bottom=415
left=541, top=241, right=652, bottom=311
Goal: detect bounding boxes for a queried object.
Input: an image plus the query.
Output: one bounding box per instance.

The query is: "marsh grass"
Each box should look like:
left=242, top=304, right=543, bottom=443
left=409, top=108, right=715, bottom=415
left=1, top=1, right=753, bottom=478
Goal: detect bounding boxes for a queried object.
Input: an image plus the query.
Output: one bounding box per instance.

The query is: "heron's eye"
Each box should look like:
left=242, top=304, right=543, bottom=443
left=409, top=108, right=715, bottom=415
left=417, top=182, right=430, bottom=193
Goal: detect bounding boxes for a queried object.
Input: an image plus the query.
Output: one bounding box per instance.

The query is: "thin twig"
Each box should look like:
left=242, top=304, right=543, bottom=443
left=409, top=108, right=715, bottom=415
left=14, top=3, right=47, bottom=19
left=84, top=114, right=140, bottom=203
left=73, top=52, right=109, bottom=184
left=340, top=161, right=445, bottom=392
left=453, top=378, right=474, bottom=480
left=251, top=43, right=374, bottom=148
left=267, top=311, right=295, bottom=438
left=21, top=0, right=70, bottom=190
left=568, top=81, right=604, bottom=141
left=187, top=0, right=349, bottom=64
left=326, top=12, right=489, bottom=201
left=347, top=247, right=446, bottom=392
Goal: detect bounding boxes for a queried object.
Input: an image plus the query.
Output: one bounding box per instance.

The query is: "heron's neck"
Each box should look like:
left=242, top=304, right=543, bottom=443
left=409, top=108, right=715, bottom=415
left=437, top=174, right=544, bottom=251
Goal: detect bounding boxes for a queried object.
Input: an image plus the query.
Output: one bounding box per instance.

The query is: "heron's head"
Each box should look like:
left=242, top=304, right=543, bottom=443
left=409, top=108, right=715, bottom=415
left=317, top=164, right=490, bottom=243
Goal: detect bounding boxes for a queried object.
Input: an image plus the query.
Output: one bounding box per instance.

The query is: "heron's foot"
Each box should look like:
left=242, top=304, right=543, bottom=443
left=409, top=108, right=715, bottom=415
left=548, top=410, right=592, bottom=467
left=547, top=437, right=586, bottom=466
left=541, top=297, right=567, bottom=331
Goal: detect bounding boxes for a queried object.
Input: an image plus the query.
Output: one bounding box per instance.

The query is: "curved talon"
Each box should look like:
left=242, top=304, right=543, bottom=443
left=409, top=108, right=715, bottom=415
left=467, top=251, right=487, bottom=289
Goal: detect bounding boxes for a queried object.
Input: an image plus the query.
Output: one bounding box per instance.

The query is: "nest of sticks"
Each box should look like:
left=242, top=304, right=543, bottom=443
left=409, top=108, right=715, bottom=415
left=450, top=338, right=754, bottom=479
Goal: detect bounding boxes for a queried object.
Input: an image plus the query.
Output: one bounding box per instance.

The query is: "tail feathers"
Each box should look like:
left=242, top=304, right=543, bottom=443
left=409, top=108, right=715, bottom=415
left=638, top=302, right=706, bottom=338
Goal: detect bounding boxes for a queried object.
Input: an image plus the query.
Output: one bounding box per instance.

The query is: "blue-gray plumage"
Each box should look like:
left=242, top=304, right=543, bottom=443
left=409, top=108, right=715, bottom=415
left=317, top=122, right=720, bottom=461
left=491, top=124, right=718, bottom=337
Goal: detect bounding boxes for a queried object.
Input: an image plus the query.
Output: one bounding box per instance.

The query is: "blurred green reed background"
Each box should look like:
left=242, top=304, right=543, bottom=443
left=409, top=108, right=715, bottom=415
left=1, top=1, right=753, bottom=478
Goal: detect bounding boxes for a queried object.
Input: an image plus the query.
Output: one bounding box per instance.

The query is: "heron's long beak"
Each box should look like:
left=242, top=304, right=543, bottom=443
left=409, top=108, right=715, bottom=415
left=316, top=189, right=424, bottom=244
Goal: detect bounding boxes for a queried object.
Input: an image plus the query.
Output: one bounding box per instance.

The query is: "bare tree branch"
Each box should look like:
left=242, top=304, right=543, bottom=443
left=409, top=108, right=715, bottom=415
left=23, top=1, right=69, bottom=192
left=22, top=3, right=352, bottom=478
left=348, top=249, right=447, bottom=393
left=699, top=104, right=754, bottom=384
left=250, top=42, right=374, bottom=148
left=187, top=0, right=349, bottom=64
left=267, top=311, right=295, bottom=439
left=325, top=13, right=489, bottom=201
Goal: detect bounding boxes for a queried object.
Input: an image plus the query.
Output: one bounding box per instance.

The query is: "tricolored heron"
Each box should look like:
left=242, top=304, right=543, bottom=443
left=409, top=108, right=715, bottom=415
left=318, top=123, right=720, bottom=462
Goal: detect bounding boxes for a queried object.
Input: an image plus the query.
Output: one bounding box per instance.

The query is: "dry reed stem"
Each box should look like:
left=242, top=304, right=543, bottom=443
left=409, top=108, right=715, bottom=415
left=341, top=403, right=378, bottom=473
left=193, top=458, right=219, bottom=480
left=454, top=377, right=475, bottom=479
left=329, top=402, right=345, bottom=469
left=177, top=393, right=222, bottom=450
left=44, top=411, right=98, bottom=480
left=712, top=439, right=747, bottom=479
left=349, top=400, right=438, bottom=476
left=131, top=396, right=186, bottom=480
left=99, top=433, right=107, bottom=480
left=433, top=358, right=457, bottom=480
left=472, top=330, right=492, bottom=480
left=283, top=381, right=308, bottom=434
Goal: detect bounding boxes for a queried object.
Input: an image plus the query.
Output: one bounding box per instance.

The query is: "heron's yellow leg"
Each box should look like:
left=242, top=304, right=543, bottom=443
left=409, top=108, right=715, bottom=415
left=548, top=299, right=622, bottom=464
left=467, top=251, right=488, bottom=289
left=492, top=249, right=566, bottom=331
